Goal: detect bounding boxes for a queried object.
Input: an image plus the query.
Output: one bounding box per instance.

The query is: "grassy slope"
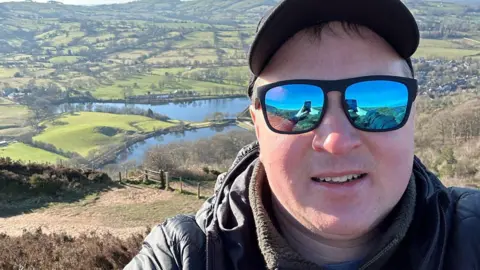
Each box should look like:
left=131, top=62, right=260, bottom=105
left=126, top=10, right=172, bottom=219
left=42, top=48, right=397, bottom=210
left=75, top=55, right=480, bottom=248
left=414, top=38, right=480, bottom=59
left=0, top=104, right=30, bottom=136
left=34, top=112, right=176, bottom=156
left=93, top=70, right=243, bottom=99
left=49, top=56, right=84, bottom=64
left=0, top=67, right=19, bottom=78
left=0, top=142, right=67, bottom=164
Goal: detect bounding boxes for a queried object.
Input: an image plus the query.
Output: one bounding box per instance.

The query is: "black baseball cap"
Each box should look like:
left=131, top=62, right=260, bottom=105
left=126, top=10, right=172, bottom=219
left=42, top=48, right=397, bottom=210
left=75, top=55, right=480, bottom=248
left=247, top=0, right=420, bottom=97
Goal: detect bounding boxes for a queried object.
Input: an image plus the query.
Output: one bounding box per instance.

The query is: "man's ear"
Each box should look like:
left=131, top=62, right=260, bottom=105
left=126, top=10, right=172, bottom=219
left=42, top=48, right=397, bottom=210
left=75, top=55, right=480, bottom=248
left=249, top=104, right=261, bottom=140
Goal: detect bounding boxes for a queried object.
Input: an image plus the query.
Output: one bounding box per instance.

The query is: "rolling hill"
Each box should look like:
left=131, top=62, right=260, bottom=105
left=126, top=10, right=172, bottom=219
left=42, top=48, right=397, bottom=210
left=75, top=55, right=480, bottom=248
left=0, top=0, right=477, bottom=101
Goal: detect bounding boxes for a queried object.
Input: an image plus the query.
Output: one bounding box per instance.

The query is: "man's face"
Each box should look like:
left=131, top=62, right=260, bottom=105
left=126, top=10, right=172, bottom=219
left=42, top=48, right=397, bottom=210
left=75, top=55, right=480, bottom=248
left=250, top=23, right=415, bottom=239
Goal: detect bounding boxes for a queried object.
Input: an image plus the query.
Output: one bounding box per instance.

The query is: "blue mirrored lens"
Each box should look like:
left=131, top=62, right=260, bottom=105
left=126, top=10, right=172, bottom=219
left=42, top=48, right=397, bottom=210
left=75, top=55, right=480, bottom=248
left=345, top=80, right=409, bottom=130
left=265, top=84, right=324, bottom=132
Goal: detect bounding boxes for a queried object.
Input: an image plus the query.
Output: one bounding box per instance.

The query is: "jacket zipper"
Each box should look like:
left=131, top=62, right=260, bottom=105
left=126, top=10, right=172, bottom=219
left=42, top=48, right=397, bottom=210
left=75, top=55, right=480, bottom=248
left=419, top=193, right=449, bottom=270
left=358, top=238, right=399, bottom=270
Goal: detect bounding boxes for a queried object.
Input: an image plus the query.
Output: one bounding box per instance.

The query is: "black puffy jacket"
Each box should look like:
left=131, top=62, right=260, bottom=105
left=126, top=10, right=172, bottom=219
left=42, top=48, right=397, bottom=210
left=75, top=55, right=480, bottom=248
left=124, top=142, right=480, bottom=270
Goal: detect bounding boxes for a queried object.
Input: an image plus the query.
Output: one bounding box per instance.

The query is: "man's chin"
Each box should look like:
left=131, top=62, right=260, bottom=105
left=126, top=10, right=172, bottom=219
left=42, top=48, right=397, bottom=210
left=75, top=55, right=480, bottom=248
left=301, top=211, right=380, bottom=240
left=313, top=222, right=377, bottom=241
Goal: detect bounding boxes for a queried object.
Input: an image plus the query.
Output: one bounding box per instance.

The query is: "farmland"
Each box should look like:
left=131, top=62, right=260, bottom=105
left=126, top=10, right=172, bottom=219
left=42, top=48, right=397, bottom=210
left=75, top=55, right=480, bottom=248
left=0, top=0, right=477, bottom=100
left=33, top=112, right=176, bottom=157
left=0, top=0, right=477, bottom=167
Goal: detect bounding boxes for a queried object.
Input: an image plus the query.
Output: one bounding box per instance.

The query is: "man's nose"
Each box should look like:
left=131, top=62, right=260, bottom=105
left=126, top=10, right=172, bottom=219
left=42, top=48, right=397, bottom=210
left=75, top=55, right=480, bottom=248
left=312, top=92, right=362, bottom=155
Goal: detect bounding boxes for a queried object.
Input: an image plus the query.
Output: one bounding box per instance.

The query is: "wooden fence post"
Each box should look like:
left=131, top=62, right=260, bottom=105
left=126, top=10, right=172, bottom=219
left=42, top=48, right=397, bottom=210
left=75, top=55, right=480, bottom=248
left=155, top=170, right=160, bottom=188
left=118, top=171, right=122, bottom=182
left=179, top=177, right=183, bottom=193
left=160, top=170, right=165, bottom=189
left=144, top=169, right=148, bottom=183
left=165, top=171, right=169, bottom=191
left=197, top=182, right=201, bottom=199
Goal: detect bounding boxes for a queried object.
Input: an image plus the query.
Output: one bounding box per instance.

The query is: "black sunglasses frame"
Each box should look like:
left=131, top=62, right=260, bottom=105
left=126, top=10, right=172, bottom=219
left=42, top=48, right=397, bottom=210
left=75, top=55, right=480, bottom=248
left=253, top=75, right=418, bottom=135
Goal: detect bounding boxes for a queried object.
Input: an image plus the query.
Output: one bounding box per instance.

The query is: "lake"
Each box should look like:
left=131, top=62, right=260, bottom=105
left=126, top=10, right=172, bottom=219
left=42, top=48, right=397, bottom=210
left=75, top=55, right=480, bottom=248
left=64, top=97, right=250, bottom=122
left=116, top=125, right=243, bottom=165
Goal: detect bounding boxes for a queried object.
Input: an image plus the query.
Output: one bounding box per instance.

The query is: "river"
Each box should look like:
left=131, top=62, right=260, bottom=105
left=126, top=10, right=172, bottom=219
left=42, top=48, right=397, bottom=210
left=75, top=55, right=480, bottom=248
left=63, top=97, right=252, bottom=164
left=115, top=125, right=243, bottom=165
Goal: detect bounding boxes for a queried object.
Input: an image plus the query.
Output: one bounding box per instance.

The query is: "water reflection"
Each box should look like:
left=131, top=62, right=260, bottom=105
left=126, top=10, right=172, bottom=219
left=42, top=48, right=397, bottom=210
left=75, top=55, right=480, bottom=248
left=62, top=97, right=250, bottom=122
left=116, top=125, right=242, bottom=165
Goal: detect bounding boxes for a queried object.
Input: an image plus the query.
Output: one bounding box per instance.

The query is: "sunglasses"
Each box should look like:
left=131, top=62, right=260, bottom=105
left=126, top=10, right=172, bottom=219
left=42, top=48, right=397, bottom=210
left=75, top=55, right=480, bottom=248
left=252, top=75, right=418, bottom=134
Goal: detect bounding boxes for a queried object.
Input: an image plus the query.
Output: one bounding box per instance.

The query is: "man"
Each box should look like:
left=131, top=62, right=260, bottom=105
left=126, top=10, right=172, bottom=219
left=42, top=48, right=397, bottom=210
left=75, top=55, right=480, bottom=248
left=125, top=0, right=480, bottom=269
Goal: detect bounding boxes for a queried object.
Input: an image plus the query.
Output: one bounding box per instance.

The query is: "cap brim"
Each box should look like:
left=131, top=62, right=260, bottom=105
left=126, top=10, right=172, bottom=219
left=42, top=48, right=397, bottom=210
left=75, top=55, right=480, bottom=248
left=248, top=0, right=420, bottom=76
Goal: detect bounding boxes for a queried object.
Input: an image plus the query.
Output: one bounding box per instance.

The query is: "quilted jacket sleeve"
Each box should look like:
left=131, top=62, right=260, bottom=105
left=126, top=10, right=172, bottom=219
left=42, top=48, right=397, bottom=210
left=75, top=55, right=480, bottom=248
left=124, top=215, right=206, bottom=270
left=444, top=188, right=480, bottom=270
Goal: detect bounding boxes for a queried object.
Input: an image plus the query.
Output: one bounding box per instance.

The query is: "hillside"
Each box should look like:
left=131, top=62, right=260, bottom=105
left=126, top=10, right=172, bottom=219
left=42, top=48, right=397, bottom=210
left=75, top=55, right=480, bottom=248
left=426, top=0, right=480, bottom=5
left=0, top=0, right=478, bottom=101
left=0, top=0, right=478, bottom=165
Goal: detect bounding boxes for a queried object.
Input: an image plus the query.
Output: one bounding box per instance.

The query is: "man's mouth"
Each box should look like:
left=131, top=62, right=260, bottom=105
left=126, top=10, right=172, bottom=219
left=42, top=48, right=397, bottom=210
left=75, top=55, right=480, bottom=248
left=311, top=173, right=368, bottom=184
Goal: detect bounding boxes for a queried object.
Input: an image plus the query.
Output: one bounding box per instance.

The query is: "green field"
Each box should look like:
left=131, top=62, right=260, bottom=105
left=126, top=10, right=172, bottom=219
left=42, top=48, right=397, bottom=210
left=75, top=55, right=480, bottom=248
left=110, top=50, right=150, bottom=60
left=174, top=31, right=215, bottom=48
left=0, top=0, right=477, bottom=102
left=0, top=104, right=31, bottom=137
left=414, top=47, right=479, bottom=59
left=62, top=46, right=89, bottom=54
left=49, top=56, right=84, bottom=64
left=81, top=33, right=115, bottom=44
left=93, top=70, right=243, bottom=99
left=0, top=98, right=14, bottom=105
left=0, top=104, right=29, bottom=128
left=413, top=38, right=480, bottom=59
left=0, top=142, right=66, bottom=164
left=0, top=68, right=19, bottom=78
left=50, top=31, right=85, bottom=46
left=145, top=48, right=219, bottom=65
left=33, top=112, right=176, bottom=156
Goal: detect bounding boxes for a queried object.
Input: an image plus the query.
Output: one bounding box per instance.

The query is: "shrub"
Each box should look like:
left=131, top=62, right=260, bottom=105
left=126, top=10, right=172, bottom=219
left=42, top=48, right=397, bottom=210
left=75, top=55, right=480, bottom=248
left=29, top=174, right=63, bottom=195
left=143, top=130, right=256, bottom=177
left=455, top=159, right=479, bottom=178
left=0, top=228, right=147, bottom=270
left=0, top=158, right=114, bottom=198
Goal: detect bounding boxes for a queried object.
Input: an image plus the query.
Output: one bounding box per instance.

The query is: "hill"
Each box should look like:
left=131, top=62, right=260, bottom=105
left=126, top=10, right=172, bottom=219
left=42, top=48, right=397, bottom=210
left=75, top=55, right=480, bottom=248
left=0, top=0, right=478, bottom=164
left=0, top=0, right=478, bottom=101
left=426, top=0, right=480, bottom=5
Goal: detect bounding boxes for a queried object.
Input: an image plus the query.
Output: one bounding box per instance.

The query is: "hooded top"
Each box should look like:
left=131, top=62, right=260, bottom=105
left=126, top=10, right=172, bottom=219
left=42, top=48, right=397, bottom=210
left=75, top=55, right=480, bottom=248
left=125, top=141, right=480, bottom=270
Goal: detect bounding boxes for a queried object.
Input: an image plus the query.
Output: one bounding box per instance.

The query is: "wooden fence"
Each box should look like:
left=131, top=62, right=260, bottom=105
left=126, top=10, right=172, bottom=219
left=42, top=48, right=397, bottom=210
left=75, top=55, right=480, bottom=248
left=117, top=168, right=202, bottom=199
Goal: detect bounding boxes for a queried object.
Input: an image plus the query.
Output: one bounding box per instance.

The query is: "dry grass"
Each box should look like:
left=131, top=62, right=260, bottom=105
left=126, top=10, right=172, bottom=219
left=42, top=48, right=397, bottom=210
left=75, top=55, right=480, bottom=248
left=0, top=228, right=146, bottom=270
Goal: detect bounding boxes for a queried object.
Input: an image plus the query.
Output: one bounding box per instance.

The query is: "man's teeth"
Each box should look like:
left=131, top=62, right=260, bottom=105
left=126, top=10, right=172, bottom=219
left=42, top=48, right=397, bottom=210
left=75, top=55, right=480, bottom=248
left=312, top=174, right=364, bottom=183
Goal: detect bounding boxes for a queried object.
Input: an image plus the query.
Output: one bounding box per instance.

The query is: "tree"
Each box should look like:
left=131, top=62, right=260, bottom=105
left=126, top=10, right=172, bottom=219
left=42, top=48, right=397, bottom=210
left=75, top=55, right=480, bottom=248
left=123, top=86, right=134, bottom=99
left=25, top=98, right=54, bottom=131
left=147, top=108, right=154, bottom=118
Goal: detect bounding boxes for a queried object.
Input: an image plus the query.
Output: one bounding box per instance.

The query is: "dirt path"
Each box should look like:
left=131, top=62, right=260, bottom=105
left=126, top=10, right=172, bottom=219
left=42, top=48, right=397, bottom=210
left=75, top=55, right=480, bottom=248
left=0, top=185, right=203, bottom=239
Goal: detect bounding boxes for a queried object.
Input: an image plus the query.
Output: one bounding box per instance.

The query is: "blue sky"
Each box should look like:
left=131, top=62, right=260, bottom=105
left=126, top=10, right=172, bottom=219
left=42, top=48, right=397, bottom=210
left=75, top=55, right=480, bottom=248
left=265, top=82, right=408, bottom=110
left=0, top=0, right=136, bottom=5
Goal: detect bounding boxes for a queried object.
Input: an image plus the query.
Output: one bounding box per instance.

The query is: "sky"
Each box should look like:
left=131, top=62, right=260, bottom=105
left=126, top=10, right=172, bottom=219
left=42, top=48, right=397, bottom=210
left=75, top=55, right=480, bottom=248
left=0, top=0, right=136, bottom=5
